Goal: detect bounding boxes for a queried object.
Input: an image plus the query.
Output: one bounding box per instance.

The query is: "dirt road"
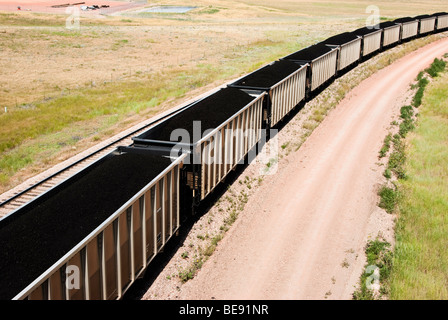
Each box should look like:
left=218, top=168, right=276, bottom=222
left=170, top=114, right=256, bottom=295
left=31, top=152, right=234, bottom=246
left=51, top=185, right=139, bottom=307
left=173, top=38, right=448, bottom=300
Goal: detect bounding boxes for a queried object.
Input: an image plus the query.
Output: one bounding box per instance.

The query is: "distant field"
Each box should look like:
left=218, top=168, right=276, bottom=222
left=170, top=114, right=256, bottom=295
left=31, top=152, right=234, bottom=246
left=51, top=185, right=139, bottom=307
left=237, top=0, right=448, bottom=17
left=0, top=0, right=446, bottom=192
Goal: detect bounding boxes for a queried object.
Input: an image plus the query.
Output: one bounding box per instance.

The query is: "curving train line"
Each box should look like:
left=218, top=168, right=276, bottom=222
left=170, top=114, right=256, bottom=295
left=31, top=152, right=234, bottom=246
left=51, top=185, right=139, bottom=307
left=0, top=13, right=447, bottom=300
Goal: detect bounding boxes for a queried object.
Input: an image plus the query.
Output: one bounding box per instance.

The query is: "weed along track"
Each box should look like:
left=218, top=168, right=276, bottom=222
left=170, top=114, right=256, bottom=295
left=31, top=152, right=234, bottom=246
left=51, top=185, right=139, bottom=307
left=1, top=11, right=448, bottom=300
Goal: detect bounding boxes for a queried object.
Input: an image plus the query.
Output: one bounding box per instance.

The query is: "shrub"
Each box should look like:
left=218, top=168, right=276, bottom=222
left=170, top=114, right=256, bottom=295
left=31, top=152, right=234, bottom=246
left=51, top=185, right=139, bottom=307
left=413, top=87, right=425, bottom=107
left=379, top=133, right=392, bottom=158
left=378, top=186, right=398, bottom=213
left=400, top=105, right=414, bottom=120
left=353, top=240, right=393, bottom=300
left=425, top=58, right=446, bottom=78
left=399, top=119, right=415, bottom=138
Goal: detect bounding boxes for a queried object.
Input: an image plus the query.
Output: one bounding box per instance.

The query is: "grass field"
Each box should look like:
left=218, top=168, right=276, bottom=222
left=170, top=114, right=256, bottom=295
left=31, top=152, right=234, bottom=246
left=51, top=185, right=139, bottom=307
left=389, top=69, right=448, bottom=300
left=0, top=0, right=447, bottom=193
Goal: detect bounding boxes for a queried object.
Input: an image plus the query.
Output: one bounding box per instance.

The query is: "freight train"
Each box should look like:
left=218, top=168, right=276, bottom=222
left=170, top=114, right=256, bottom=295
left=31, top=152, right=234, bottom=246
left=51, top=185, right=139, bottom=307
left=1, top=13, right=447, bottom=300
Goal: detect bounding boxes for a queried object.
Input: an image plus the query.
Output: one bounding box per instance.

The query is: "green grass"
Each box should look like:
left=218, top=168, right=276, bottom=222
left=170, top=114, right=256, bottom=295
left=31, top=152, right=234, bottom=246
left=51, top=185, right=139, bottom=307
left=379, top=133, right=392, bottom=158
left=412, top=59, right=446, bottom=108
left=387, top=134, right=407, bottom=180
left=378, top=186, right=399, bottom=214
left=399, top=106, right=415, bottom=138
left=353, top=239, right=393, bottom=300
left=383, top=168, right=392, bottom=179
left=194, top=6, right=221, bottom=15
left=412, top=76, right=429, bottom=107
left=425, top=58, right=446, bottom=78
left=358, top=59, right=447, bottom=300
left=389, top=70, right=448, bottom=299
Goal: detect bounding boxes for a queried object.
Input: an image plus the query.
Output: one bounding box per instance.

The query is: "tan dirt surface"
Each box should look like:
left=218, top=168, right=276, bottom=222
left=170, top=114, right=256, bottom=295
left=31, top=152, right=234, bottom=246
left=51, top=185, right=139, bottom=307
left=144, top=38, right=448, bottom=300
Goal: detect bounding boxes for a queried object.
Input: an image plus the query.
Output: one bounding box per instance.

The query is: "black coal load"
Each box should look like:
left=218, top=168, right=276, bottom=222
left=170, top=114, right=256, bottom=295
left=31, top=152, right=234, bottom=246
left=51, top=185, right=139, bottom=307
left=394, top=17, right=417, bottom=23
left=432, top=12, right=448, bottom=17
left=353, top=26, right=381, bottom=36
left=136, top=87, right=256, bottom=143
left=231, top=60, right=303, bottom=89
left=322, top=32, right=360, bottom=45
left=0, top=151, right=172, bottom=300
left=414, top=14, right=432, bottom=20
left=282, top=42, right=334, bottom=62
left=375, top=21, right=400, bottom=29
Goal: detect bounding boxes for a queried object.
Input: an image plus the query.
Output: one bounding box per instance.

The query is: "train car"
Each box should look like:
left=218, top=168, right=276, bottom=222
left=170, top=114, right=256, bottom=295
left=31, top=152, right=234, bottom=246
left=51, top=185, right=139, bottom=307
left=133, top=87, right=266, bottom=205
left=228, top=60, right=307, bottom=128
left=394, top=17, right=419, bottom=41
left=377, top=21, right=401, bottom=48
left=281, top=43, right=338, bottom=94
left=352, top=27, right=382, bottom=58
left=322, top=32, right=362, bottom=72
left=414, top=14, right=436, bottom=35
left=432, top=12, right=448, bottom=31
left=0, top=14, right=441, bottom=301
left=1, top=147, right=186, bottom=300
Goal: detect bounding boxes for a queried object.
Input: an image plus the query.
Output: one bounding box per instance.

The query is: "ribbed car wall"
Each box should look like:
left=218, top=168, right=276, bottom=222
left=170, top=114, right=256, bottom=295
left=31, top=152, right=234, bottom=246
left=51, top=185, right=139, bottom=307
left=420, top=18, right=436, bottom=34
left=402, top=22, right=419, bottom=39
left=362, top=31, right=382, bottom=56
left=337, top=39, right=361, bottom=71
left=437, top=15, right=448, bottom=29
left=270, top=65, right=307, bottom=126
left=199, top=97, right=264, bottom=200
left=383, top=26, right=401, bottom=47
left=311, top=50, right=338, bottom=91
left=20, top=162, right=183, bottom=300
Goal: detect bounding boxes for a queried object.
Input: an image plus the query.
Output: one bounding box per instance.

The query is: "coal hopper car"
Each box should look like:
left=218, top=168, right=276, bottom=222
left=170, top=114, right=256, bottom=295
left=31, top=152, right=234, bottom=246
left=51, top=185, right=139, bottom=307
left=322, top=32, right=362, bottom=72
left=281, top=43, right=338, bottom=95
left=228, top=60, right=307, bottom=128
left=377, top=21, right=401, bottom=49
left=414, top=14, right=436, bottom=36
left=394, top=17, right=419, bottom=41
left=432, top=12, right=448, bottom=31
left=353, top=27, right=382, bottom=58
left=2, top=148, right=186, bottom=300
left=133, top=87, right=266, bottom=206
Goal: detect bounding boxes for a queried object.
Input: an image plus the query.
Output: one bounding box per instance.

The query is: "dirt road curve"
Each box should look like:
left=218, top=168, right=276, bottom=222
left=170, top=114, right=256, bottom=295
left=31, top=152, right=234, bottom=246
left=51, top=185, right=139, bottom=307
left=175, top=38, right=448, bottom=300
